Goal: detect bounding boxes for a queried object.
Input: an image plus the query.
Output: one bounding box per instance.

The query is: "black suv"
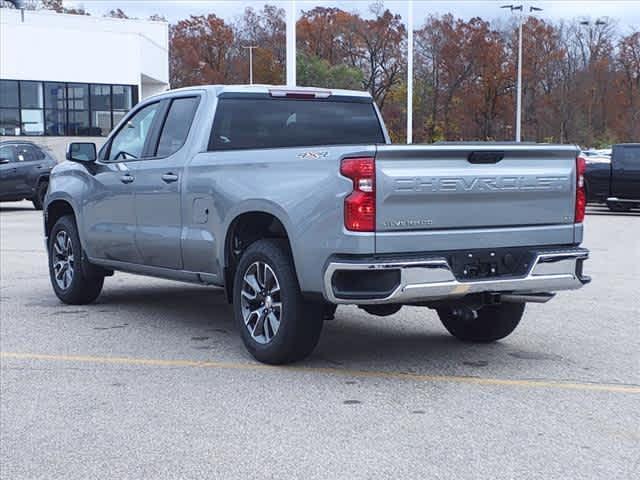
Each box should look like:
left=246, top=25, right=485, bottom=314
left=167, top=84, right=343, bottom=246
left=0, top=141, right=57, bottom=209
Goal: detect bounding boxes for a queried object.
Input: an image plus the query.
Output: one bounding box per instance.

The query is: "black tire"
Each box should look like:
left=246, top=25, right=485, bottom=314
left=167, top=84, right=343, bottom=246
left=48, top=215, right=104, bottom=305
left=32, top=180, right=48, bottom=210
left=437, top=303, right=525, bottom=342
left=233, top=239, right=324, bottom=364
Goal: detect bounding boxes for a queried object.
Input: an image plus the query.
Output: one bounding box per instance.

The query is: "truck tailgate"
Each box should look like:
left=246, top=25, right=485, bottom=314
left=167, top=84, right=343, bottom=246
left=375, top=144, right=579, bottom=253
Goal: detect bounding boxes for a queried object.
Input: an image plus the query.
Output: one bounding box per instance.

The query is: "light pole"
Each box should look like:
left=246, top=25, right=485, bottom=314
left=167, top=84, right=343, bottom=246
left=242, top=46, right=257, bottom=85
left=501, top=4, right=543, bottom=142
left=579, top=18, right=608, bottom=64
left=407, top=0, right=413, bottom=144
left=580, top=19, right=608, bottom=27
left=6, top=0, right=25, bottom=21
left=578, top=18, right=608, bottom=142
left=286, top=0, right=296, bottom=86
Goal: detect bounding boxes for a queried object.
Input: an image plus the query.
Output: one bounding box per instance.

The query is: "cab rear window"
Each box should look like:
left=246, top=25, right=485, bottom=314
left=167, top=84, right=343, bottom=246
left=208, top=97, right=384, bottom=151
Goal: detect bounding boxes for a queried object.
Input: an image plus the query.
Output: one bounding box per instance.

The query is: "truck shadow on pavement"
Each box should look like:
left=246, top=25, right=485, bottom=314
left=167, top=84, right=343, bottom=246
left=90, top=282, right=515, bottom=369
left=96, top=283, right=233, bottom=329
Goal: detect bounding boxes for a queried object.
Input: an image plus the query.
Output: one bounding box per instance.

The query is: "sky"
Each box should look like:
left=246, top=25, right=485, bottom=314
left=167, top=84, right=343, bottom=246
left=64, top=0, right=640, bottom=31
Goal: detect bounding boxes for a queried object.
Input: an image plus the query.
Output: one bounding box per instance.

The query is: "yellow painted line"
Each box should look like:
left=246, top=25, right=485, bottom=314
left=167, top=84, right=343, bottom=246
left=2, top=351, right=639, bottom=394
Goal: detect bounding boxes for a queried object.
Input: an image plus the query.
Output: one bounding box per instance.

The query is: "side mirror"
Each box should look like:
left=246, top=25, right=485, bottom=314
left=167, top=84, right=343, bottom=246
left=0, top=157, right=10, bottom=165
left=66, top=142, right=97, bottom=163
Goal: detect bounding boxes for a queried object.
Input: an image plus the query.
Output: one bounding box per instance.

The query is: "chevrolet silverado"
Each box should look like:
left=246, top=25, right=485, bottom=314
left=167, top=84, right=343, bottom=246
left=44, top=85, right=590, bottom=364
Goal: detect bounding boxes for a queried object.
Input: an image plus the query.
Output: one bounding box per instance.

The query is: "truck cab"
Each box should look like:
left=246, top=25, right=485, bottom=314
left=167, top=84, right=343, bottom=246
left=585, top=143, right=640, bottom=211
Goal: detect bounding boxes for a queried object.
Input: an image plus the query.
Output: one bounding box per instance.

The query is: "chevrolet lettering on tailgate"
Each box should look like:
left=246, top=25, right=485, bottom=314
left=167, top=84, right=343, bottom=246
left=393, top=175, right=571, bottom=193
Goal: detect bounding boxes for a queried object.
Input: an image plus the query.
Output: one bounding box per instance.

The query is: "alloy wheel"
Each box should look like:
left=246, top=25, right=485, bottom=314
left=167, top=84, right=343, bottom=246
left=240, top=261, right=282, bottom=344
left=52, top=230, right=74, bottom=290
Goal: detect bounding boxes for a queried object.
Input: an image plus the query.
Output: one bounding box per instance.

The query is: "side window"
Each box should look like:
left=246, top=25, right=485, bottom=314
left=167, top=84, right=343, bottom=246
left=16, top=145, right=36, bottom=162
left=155, top=97, right=199, bottom=157
left=0, top=145, right=15, bottom=163
left=108, top=102, right=159, bottom=161
left=35, top=146, right=46, bottom=160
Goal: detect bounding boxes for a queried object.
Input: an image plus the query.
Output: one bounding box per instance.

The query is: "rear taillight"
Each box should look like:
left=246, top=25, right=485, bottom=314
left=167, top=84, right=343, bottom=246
left=341, top=157, right=375, bottom=232
left=575, top=156, right=586, bottom=223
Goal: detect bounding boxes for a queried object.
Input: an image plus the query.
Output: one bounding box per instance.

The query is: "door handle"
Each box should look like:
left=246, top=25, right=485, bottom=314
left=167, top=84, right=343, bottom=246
left=161, top=173, right=179, bottom=183
left=120, top=174, right=135, bottom=184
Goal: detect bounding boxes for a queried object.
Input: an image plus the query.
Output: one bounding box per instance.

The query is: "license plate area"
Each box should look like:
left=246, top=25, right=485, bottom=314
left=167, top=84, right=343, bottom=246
left=447, top=247, right=535, bottom=281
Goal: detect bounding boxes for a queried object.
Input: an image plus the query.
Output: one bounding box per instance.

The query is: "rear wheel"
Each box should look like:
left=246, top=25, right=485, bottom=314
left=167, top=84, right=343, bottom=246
left=437, top=303, right=525, bottom=342
left=32, top=180, right=48, bottom=210
left=233, top=239, right=324, bottom=364
left=48, top=215, right=104, bottom=305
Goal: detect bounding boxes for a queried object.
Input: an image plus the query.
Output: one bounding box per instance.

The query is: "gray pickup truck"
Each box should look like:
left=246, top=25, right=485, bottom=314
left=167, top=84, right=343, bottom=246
left=44, top=85, right=590, bottom=364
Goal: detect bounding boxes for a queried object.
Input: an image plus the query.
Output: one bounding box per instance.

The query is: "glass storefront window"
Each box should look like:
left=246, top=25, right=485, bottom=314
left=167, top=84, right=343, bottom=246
left=44, top=82, right=66, bottom=110
left=91, top=85, right=111, bottom=110
left=0, top=108, right=20, bottom=135
left=45, top=109, right=66, bottom=136
left=68, top=110, right=90, bottom=136
left=20, top=81, right=44, bottom=109
left=112, top=86, right=132, bottom=110
left=0, top=80, right=136, bottom=136
left=68, top=84, right=89, bottom=111
left=92, top=110, right=112, bottom=136
left=0, top=80, right=19, bottom=108
left=113, top=110, right=127, bottom=128
left=20, top=109, right=45, bottom=135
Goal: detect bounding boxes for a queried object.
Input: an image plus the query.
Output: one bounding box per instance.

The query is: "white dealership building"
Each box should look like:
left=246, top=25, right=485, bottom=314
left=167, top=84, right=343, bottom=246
left=0, top=8, right=169, bottom=158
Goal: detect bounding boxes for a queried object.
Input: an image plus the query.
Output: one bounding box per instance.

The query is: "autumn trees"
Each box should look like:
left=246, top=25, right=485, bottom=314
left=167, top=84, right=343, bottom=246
left=167, top=4, right=638, bottom=147
left=617, top=32, right=640, bottom=140
left=410, top=14, right=639, bottom=146
left=15, top=0, right=636, bottom=146
left=169, top=6, right=287, bottom=89
left=296, top=6, right=406, bottom=139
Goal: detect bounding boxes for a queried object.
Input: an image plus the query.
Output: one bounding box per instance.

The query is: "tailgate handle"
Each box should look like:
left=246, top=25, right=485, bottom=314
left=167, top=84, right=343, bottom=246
left=468, top=151, right=504, bottom=164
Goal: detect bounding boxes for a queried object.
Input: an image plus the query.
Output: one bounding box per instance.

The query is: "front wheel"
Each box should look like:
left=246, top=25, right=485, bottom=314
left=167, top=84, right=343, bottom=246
left=437, top=303, right=525, bottom=342
left=233, top=239, right=324, bottom=364
left=48, top=215, right=104, bottom=304
left=32, top=180, right=48, bottom=210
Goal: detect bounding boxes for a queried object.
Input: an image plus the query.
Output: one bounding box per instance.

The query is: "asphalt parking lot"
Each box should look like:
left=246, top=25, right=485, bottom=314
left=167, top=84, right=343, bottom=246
left=1, top=201, right=638, bottom=480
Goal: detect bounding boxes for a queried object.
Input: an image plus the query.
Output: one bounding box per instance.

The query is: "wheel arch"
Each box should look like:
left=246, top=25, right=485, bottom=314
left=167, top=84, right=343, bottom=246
left=45, top=198, right=77, bottom=239
left=36, top=173, right=50, bottom=184
left=222, top=209, right=296, bottom=303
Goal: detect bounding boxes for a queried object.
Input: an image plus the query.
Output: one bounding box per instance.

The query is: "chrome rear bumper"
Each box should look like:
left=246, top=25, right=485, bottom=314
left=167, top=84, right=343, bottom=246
left=323, top=248, right=590, bottom=305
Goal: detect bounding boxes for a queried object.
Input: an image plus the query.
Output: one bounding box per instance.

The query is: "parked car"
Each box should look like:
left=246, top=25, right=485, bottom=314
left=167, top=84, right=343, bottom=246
left=43, top=85, right=590, bottom=364
left=584, top=143, right=640, bottom=211
left=0, top=140, right=56, bottom=209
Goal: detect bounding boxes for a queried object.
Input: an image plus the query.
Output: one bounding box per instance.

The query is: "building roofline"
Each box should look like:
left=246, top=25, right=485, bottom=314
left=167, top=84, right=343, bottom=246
left=0, top=8, right=167, bottom=25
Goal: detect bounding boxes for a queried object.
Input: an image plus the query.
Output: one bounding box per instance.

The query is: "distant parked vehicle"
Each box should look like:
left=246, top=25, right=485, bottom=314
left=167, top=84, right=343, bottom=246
left=580, top=149, right=611, bottom=164
left=584, top=143, right=640, bottom=211
left=594, top=148, right=612, bottom=158
left=0, top=141, right=57, bottom=209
